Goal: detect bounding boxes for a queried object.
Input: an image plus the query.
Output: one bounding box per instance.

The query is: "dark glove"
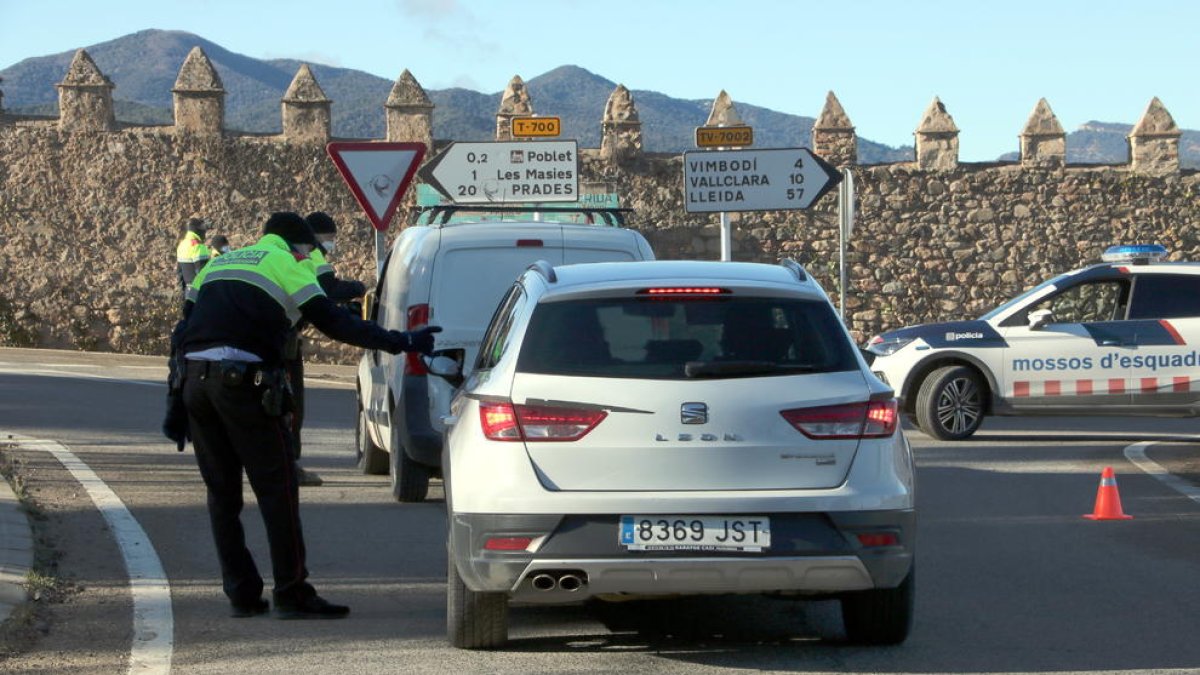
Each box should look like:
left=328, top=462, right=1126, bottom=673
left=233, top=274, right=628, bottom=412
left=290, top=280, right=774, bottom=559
left=387, top=325, right=443, bottom=355
left=345, top=280, right=368, bottom=298
left=162, top=391, right=189, bottom=452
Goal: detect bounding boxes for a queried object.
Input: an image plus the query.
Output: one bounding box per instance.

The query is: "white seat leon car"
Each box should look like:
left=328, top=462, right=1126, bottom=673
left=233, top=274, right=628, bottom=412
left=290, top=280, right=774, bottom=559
left=437, top=260, right=916, bottom=649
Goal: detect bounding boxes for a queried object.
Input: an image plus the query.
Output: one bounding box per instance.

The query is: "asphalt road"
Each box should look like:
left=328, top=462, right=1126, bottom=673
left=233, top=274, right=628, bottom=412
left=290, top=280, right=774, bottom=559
left=2, top=347, right=1200, bottom=674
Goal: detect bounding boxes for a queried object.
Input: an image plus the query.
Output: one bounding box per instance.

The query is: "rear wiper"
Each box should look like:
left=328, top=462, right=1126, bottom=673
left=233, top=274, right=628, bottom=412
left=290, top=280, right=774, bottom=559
left=683, top=361, right=817, bottom=378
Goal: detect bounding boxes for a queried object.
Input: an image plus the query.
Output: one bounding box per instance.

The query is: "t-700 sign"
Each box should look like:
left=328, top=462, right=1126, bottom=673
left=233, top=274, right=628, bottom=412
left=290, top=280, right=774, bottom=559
left=419, top=140, right=579, bottom=203
left=682, top=147, right=842, bottom=213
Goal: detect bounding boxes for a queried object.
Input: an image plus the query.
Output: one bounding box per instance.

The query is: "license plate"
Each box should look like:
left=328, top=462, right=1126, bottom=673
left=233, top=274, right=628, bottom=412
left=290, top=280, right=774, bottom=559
left=619, top=515, right=771, bottom=552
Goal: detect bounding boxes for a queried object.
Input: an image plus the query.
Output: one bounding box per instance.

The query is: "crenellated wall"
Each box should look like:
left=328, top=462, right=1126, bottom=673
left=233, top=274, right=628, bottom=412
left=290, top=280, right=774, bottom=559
left=0, top=48, right=1196, bottom=362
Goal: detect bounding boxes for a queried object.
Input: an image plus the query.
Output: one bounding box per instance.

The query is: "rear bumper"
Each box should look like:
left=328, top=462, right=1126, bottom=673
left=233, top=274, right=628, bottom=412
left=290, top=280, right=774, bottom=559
left=398, top=374, right=441, bottom=466
left=450, top=510, right=914, bottom=602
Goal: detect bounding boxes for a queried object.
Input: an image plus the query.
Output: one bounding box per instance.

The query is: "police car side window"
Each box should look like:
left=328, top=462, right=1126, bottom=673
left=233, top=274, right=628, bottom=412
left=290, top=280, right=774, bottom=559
left=475, top=284, right=526, bottom=372
left=1029, top=281, right=1127, bottom=324
left=1129, top=275, right=1200, bottom=320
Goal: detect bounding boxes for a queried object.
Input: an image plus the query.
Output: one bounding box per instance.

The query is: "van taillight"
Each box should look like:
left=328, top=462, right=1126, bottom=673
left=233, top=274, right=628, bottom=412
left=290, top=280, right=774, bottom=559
left=479, top=402, right=607, bottom=442
left=406, top=304, right=430, bottom=376
left=780, top=400, right=898, bottom=439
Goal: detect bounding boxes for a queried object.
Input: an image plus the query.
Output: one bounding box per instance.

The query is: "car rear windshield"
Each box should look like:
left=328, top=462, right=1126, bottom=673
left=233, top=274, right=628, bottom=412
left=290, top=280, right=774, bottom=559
left=517, top=296, right=858, bottom=379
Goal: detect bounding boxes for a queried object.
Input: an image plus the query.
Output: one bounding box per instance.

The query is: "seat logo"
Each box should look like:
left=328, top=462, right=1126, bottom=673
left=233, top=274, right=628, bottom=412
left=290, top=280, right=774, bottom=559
left=681, top=402, right=708, bottom=425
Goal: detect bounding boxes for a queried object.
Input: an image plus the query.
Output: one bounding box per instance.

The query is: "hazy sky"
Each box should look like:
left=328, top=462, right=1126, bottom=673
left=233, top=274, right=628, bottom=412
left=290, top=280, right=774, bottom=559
left=0, top=0, right=1193, bottom=160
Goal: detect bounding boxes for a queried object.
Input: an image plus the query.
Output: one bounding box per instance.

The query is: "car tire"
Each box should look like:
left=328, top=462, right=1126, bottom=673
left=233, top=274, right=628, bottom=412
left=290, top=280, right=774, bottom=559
left=355, top=403, right=389, bottom=475
left=389, top=411, right=431, bottom=502
left=840, top=568, right=914, bottom=645
left=447, top=551, right=508, bottom=649
left=915, top=365, right=985, bottom=440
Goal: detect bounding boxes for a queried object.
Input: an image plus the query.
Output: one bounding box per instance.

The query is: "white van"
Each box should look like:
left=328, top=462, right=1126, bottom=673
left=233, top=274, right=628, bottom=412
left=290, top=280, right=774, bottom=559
left=355, top=202, right=655, bottom=502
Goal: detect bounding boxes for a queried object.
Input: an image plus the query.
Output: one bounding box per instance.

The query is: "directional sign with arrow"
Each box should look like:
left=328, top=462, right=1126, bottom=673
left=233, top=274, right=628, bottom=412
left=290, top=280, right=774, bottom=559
left=682, top=147, right=842, bottom=213
left=326, top=141, right=426, bottom=231
left=419, top=140, right=579, bottom=204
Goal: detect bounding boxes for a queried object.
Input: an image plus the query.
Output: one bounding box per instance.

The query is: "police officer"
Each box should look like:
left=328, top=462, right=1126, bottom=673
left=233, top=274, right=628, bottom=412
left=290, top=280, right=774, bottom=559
left=280, top=212, right=368, bottom=486
left=176, top=217, right=211, bottom=294
left=209, top=234, right=231, bottom=257
left=176, top=212, right=439, bottom=619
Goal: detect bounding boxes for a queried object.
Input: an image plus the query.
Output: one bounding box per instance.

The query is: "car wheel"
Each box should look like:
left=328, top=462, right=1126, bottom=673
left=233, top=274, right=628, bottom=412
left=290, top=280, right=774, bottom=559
left=915, top=365, right=985, bottom=440
left=840, top=568, right=914, bottom=645
left=355, top=403, right=389, bottom=475
left=389, top=411, right=431, bottom=502
left=447, top=550, right=508, bottom=649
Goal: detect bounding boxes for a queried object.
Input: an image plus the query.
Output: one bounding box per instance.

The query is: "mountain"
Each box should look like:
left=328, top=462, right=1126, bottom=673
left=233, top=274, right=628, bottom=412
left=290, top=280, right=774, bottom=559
left=3, top=30, right=1194, bottom=167
left=0, top=29, right=916, bottom=162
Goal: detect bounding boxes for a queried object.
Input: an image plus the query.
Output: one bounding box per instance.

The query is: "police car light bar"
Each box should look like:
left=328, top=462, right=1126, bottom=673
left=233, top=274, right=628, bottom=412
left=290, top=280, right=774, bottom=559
left=1101, top=244, right=1168, bottom=264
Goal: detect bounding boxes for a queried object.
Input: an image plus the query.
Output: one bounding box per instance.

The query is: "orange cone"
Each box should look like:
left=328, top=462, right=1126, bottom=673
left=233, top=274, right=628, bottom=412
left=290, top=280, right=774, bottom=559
left=1083, top=467, right=1133, bottom=520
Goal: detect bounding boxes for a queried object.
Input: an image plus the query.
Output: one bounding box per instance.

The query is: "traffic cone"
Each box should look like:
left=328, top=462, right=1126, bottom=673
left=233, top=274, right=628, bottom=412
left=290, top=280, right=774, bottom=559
left=1083, top=467, right=1133, bottom=520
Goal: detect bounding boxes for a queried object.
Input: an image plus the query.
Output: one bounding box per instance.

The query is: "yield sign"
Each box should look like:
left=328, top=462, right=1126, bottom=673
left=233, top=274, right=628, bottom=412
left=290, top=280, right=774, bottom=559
left=326, top=142, right=426, bottom=231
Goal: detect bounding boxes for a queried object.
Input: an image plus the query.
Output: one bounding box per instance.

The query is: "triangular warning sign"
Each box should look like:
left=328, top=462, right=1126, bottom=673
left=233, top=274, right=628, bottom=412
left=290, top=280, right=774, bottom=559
left=326, top=142, right=426, bottom=231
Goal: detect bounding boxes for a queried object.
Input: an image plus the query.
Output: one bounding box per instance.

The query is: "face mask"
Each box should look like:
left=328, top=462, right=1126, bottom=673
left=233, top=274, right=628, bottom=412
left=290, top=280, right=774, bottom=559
left=321, top=240, right=336, bottom=256
left=294, top=243, right=314, bottom=256
left=219, top=246, right=231, bottom=254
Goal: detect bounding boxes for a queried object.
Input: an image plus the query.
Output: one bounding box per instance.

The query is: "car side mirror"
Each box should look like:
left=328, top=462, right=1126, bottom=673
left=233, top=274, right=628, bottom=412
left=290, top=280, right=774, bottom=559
left=1028, top=308, right=1054, bottom=330
left=426, top=354, right=464, bottom=388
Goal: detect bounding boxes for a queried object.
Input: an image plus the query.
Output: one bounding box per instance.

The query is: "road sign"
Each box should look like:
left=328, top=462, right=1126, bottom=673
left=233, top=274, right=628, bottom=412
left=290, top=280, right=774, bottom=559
left=326, top=142, right=426, bottom=231
left=512, top=116, right=561, bottom=138
left=419, top=140, right=579, bottom=203
left=682, top=147, right=842, bottom=213
left=695, top=125, right=753, bottom=148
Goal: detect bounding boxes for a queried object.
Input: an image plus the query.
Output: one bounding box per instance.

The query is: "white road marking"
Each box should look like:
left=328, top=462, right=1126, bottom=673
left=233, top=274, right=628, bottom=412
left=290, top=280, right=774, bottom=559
left=0, top=364, right=351, bottom=389
left=1125, top=440, right=1200, bottom=506
left=19, top=437, right=173, bottom=674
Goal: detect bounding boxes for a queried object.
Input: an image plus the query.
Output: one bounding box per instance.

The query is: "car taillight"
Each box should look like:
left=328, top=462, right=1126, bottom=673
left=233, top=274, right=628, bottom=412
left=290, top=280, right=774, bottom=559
left=405, top=303, right=430, bottom=375
left=479, top=402, right=522, bottom=441
left=478, top=402, right=607, bottom=442
left=780, top=399, right=898, bottom=439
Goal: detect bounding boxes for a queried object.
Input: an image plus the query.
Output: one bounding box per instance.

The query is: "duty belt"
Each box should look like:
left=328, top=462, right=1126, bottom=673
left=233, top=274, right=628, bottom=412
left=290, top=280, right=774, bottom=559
left=187, top=360, right=280, bottom=385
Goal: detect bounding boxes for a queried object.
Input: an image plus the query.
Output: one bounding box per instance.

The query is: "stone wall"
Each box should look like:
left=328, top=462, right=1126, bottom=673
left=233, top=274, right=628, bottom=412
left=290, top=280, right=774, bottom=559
left=1, top=49, right=1197, bottom=363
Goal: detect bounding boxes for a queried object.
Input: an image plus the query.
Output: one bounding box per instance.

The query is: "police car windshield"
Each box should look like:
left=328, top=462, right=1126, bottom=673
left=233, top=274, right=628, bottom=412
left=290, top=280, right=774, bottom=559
left=979, top=274, right=1070, bottom=321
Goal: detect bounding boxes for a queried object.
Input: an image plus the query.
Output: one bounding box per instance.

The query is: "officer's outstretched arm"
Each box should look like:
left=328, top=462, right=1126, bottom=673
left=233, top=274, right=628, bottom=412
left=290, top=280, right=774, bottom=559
left=316, top=271, right=367, bottom=303
left=300, top=295, right=439, bottom=354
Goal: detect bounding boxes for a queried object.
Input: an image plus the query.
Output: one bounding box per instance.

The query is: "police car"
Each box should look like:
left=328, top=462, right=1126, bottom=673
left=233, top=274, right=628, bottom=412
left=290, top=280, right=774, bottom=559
left=867, top=245, right=1200, bottom=440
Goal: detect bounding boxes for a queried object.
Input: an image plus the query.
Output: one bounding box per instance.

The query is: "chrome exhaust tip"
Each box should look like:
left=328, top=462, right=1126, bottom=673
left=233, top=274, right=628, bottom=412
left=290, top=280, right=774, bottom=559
left=530, top=573, right=556, bottom=591
left=558, top=573, right=585, bottom=592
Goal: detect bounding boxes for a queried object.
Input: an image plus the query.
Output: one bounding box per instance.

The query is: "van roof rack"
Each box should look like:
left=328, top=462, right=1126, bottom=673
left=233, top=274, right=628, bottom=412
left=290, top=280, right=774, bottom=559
left=410, top=205, right=633, bottom=228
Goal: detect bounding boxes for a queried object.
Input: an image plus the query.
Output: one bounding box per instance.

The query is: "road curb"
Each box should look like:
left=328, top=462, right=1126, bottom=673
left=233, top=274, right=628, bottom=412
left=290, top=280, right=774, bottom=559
left=0, top=454, right=33, bottom=624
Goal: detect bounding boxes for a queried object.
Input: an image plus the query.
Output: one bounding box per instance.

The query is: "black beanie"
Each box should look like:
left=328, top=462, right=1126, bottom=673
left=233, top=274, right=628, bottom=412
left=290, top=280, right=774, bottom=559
left=183, top=217, right=206, bottom=236
left=262, top=212, right=319, bottom=248
left=306, top=211, right=337, bottom=235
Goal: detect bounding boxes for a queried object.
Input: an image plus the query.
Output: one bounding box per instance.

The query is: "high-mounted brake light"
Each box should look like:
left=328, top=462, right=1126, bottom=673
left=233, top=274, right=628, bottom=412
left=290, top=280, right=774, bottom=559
left=478, top=402, right=607, bottom=442
left=780, top=400, right=898, bottom=439
left=405, top=304, right=430, bottom=375
left=516, top=239, right=544, bottom=247
left=638, top=287, right=729, bottom=296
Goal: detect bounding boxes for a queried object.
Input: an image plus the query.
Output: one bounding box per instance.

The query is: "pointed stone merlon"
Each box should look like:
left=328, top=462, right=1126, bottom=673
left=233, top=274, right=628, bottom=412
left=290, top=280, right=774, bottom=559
left=386, top=69, right=434, bottom=153
left=811, top=91, right=856, bottom=167
left=705, top=90, right=744, bottom=127
left=172, top=47, right=225, bottom=136
left=495, top=75, right=533, bottom=141
left=600, top=84, right=642, bottom=164
left=914, top=97, right=959, bottom=171
left=1129, top=97, right=1181, bottom=176
left=1019, top=98, right=1065, bottom=169
left=281, top=64, right=330, bottom=143
left=56, top=49, right=116, bottom=132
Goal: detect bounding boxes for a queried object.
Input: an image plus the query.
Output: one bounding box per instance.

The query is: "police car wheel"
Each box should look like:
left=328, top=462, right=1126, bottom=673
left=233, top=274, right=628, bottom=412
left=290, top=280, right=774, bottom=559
left=355, top=402, right=389, bottom=475
left=915, top=365, right=985, bottom=440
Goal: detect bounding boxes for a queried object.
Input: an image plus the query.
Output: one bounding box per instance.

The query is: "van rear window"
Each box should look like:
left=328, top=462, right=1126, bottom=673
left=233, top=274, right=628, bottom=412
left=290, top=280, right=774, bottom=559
left=517, top=297, right=857, bottom=379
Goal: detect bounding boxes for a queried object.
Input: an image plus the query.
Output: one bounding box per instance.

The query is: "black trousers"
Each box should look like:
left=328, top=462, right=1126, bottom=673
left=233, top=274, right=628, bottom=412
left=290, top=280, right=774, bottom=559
left=183, top=361, right=315, bottom=606
left=284, top=335, right=305, bottom=460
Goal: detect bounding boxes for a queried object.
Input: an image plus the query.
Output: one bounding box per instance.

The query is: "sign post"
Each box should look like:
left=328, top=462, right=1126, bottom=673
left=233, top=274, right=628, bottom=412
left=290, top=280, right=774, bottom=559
left=326, top=141, right=426, bottom=275
left=838, top=168, right=855, bottom=319
left=419, top=140, right=579, bottom=204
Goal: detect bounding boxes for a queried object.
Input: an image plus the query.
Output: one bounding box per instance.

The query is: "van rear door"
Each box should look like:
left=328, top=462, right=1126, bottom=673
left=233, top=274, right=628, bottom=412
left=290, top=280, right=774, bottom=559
left=561, top=226, right=652, bottom=264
